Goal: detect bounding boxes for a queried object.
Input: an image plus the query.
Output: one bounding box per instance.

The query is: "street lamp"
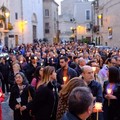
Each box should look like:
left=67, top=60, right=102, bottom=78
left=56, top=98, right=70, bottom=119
left=19, top=20, right=27, bottom=43
left=5, top=12, right=10, bottom=18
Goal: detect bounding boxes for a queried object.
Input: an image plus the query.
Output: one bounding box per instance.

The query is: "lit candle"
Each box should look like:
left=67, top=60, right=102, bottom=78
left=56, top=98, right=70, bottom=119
left=94, top=102, right=102, bottom=120
left=34, top=56, right=37, bottom=60
left=92, top=67, right=96, bottom=72
left=95, top=102, right=102, bottom=110
left=20, top=61, right=23, bottom=64
left=107, top=88, right=112, bottom=106
left=51, top=58, right=53, bottom=62
left=63, top=76, right=67, bottom=84
left=41, top=62, right=43, bottom=66
left=107, top=88, right=112, bottom=94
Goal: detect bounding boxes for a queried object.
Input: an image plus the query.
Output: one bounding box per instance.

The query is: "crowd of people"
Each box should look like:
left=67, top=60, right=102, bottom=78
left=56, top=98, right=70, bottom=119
left=0, top=42, right=120, bottom=120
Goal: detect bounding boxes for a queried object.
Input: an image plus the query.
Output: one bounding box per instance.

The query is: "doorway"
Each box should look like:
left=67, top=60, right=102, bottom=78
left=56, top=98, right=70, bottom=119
left=15, top=35, right=18, bottom=46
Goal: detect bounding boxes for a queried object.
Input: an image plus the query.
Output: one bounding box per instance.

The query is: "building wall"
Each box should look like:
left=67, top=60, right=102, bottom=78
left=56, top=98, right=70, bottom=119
left=96, top=0, right=120, bottom=47
left=59, top=0, right=92, bottom=42
left=43, top=0, right=59, bottom=44
left=0, top=0, right=44, bottom=48
left=74, top=1, right=92, bottom=40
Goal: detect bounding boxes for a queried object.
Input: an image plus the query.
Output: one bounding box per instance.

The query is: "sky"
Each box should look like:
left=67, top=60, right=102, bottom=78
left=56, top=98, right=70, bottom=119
left=55, top=0, right=62, bottom=14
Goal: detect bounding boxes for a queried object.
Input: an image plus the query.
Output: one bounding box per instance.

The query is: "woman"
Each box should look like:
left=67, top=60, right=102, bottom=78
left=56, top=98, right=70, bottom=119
left=31, top=66, right=44, bottom=89
left=32, top=66, right=59, bottom=120
left=56, top=77, right=87, bottom=120
left=8, top=63, right=23, bottom=90
left=103, top=66, right=120, bottom=120
left=18, top=55, right=27, bottom=69
left=0, top=87, right=4, bottom=120
left=9, top=72, right=35, bottom=120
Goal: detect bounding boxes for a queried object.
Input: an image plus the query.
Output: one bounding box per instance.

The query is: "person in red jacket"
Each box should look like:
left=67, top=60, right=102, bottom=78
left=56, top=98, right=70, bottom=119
left=0, top=88, right=4, bottom=120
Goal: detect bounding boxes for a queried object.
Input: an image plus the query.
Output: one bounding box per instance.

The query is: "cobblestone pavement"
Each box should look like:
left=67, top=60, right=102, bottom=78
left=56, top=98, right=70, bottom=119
left=2, top=94, right=13, bottom=120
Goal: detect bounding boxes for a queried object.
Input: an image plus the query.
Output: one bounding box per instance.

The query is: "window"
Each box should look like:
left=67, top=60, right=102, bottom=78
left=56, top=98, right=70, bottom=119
left=45, top=9, right=49, bottom=17
left=15, top=13, right=18, bottom=20
left=85, top=10, right=90, bottom=20
left=45, top=23, right=50, bottom=34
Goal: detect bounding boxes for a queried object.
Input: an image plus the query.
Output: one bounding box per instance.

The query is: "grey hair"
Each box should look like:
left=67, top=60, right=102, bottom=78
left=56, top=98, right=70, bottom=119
left=15, top=72, right=29, bottom=85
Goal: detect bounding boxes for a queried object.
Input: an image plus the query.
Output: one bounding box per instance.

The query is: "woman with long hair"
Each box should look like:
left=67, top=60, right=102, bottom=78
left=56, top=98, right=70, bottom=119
left=9, top=72, right=35, bottom=120
left=32, top=66, right=59, bottom=120
left=103, top=66, right=120, bottom=120
left=56, top=77, right=87, bottom=120
left=31, top=66, right=44, bottom=89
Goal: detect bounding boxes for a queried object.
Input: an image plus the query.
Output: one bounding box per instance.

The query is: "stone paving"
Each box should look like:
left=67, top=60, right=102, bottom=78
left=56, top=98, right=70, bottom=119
left=1, top=94, right=13, bottom=120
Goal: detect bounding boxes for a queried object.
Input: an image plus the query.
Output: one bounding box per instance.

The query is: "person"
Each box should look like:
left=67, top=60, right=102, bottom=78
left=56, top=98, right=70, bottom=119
left=0, top=57, right=10, bottom=93
left=82, top=65, right=103, bottom=120
left=31, top=66, right=44, bottom=89
left=103, top=66, right=120, bottom=120
left=0, top=87, right=4, bottom=120
left=32, top=66, right=59, bottom=120
left=56, top=77, right=87, bottom=120
left=75, top=58, right=86, bottom=77
left=9, top=72, right=35, bottom=120
left=8, top=63, right=23, bottom=90
left=62, top=87, right=94, bottom=120
left=57, top=56, right=77, bottom=85
left=23, top=55, right=39, bottom=83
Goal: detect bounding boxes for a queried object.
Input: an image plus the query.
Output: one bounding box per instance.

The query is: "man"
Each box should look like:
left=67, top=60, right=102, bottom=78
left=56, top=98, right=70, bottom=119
left=62, top=87, right=94, bottom=120
left=75, top=58, right=86, bottom=77
left=82, top=65, right=103, bottom=120
left=115, top=56, right=120, bottom=69
left=57, top=56, right=77, bottom=85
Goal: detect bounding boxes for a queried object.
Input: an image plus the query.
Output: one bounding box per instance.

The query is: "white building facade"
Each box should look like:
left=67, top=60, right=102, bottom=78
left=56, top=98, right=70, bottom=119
left=0, top=0, right=44, bottom=48
left=59, top=0, right=93, bottom=43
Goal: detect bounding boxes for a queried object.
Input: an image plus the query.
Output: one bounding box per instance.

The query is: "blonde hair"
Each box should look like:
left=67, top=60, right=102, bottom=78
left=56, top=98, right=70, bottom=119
left=39, top=66, right=55, bottom=86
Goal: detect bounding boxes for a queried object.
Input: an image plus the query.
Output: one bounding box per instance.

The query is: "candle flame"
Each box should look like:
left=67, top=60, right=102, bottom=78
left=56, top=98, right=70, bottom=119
left=95, top=102, right=102, bottom=110
left=63, top=76, right=67, bottom=82
left=92, top=67, right=96, bottom=72
left=107, top=88, right=112, bottom=94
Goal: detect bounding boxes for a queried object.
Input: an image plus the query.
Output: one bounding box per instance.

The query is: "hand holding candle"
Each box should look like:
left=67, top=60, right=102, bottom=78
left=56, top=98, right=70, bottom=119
left=106, top=88, right=112, bottom=106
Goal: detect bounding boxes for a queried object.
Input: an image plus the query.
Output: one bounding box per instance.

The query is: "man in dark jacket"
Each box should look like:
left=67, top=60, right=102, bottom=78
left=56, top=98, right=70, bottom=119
left=62, top=87, right=94, bottom=120
left=57, top=56, right=77, bottom=85
left=82, top=65, right=103, bottom=120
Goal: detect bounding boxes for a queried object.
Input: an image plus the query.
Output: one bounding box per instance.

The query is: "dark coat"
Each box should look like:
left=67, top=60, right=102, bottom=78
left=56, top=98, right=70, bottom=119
left=57, top=67, right=77, bottom=85
left=9, top=84, right=35, bottom=120
left=23, top=63, right=37, bottom=83
left=87, top=80, right=103, bottom=120
left=32, top=81, right=58, bottom=120
left=75, top=65, right=82, bottom=77
left=62, top=112, right=82, bottom=120
left=103, top=81, right=120, bottom=120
